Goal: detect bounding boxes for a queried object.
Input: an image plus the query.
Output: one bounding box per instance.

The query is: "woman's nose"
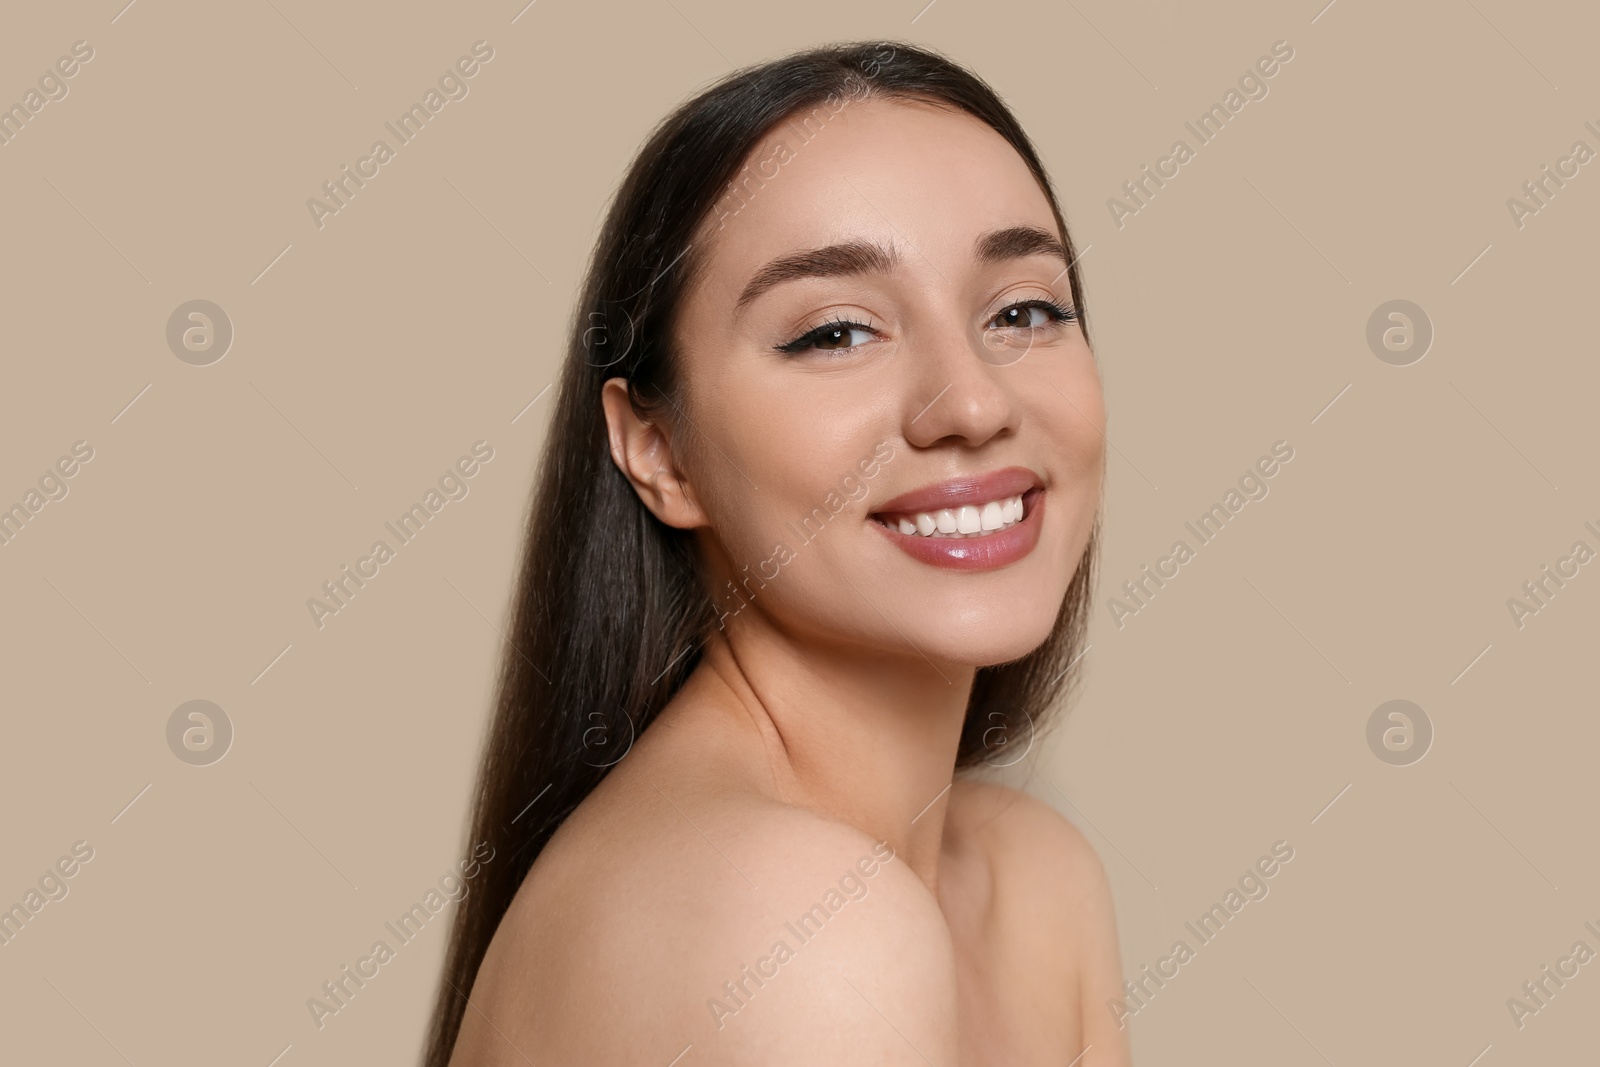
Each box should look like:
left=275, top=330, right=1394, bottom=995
left=901, top=321, right=1021, bottom=451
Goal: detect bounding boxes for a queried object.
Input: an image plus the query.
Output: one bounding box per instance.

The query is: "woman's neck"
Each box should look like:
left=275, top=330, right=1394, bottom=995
left=683, top=621, right=975, bottom=895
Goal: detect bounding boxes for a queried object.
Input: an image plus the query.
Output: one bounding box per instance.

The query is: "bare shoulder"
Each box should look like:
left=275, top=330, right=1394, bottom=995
left=946, top=777, right=1111, bottom=903
left=945, top=777, right=1133, bottom=1065
left=453, top=751, right=960, bottom=1065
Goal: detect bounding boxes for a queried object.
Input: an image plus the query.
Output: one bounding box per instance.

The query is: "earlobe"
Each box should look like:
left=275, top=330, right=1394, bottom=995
left=600, top=378, right=706, bottom=530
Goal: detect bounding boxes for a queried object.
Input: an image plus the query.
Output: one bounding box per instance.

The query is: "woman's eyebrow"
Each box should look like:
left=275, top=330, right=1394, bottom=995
left=735, top=239, right=896, bottom=312
left=974, top=224, right=1070, bottom=268
left=734, top=224, right=1069, bottom=313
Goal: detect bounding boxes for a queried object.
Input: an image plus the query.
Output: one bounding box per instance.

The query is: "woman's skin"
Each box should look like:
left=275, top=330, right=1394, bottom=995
left=451, top=96, right=1128, bottom=1066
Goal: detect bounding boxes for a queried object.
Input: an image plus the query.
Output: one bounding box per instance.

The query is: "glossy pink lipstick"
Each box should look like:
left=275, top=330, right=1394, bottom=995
left=868, top=466, right=1045, bottom=570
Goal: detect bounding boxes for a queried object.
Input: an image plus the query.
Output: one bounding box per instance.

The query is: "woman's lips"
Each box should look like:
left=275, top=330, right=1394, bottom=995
left=869, top=487, right=1045, bottom=570
left=871, top=464, right=1041, bottom=516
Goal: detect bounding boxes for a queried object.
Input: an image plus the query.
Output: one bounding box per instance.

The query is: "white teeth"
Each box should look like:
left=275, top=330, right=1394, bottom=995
left=882, top=493, right=1031, bottom=539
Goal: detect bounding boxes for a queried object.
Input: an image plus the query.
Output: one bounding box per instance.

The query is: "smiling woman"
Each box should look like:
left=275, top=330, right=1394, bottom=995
left=424, top=40, right=1127, bottom=1067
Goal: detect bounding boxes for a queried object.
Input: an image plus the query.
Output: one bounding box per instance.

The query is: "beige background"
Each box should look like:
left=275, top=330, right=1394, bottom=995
left=1, top=0, right=1595, bottom=1063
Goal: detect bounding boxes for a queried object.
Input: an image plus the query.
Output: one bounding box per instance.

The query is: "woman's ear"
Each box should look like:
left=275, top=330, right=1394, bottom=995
left=600, top=377, right=708, bottom=530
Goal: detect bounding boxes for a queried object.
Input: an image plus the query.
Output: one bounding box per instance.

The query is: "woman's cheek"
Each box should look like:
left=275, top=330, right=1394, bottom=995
left=1061, top=382, right=1107, bottom=470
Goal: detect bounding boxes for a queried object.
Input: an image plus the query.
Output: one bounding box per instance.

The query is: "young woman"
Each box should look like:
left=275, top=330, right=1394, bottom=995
left=424, top=40, right=1129, bottom=1066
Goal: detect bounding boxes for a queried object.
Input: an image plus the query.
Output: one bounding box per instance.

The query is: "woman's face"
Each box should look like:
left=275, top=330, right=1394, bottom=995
left=623, top=95, right=1104, bottom=668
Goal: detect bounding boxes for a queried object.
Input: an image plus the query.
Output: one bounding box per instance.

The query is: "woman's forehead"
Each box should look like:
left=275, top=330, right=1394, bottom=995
left=694, top=98, right=1057, bottom=295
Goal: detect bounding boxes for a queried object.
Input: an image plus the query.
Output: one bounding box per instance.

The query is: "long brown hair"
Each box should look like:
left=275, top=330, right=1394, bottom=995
left=421, top=38, right=1099, bottom=1065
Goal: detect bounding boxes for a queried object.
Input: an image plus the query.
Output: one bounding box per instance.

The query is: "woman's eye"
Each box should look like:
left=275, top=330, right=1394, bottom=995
left=991, top=299, right=1075, bottom=330
left=778, top=321, right=875, bottom=355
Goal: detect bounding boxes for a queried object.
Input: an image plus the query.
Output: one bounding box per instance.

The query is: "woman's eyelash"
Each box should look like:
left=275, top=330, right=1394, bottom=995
left=774, top=298, right=1078, bottom=356
left=1006, top=298, right=1077, bottom=326
left=776, top=315, right=872, bottom=355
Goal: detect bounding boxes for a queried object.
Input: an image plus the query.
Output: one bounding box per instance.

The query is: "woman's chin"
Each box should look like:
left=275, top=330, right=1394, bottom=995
left=913, top=618, right=1063, bottom=671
